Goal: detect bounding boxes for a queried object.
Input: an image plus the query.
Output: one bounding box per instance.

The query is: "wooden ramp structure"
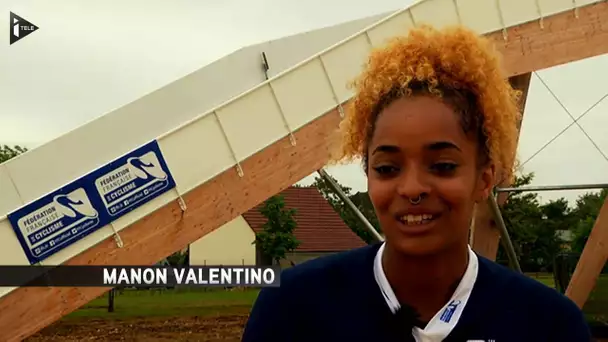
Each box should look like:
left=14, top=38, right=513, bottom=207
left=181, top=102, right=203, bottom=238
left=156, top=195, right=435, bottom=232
left=1, top=0, right=608, bottom=340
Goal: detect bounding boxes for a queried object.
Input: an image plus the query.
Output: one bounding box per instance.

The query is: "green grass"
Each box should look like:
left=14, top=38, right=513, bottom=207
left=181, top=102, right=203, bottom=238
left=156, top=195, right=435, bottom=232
left=529, top=273, right=608, bottom=325
left=67, top=274, right=608, bottom=326
left=527, top=273, right=556, bottom=287
left=582, top=276, right=608, bottom=324
left=66, top=288, right=261, bottom=320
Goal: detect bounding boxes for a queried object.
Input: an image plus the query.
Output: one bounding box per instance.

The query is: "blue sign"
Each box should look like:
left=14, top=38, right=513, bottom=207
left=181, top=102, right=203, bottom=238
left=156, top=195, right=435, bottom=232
left=8, top=140, right=176, bottom=264
left=91, top=143, right=175, bottom=218
left=8, top=182, right=102, bottom=265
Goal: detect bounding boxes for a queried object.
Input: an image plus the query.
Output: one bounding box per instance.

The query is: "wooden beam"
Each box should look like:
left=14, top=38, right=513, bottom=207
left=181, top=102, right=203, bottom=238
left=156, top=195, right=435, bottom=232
left=494, top=2, right=608, bottom=78
left=565, top=197, right=608, bottom=308
left=470, top=72, right=532, bottom=259
left=3, top=2, right=608, bottom=341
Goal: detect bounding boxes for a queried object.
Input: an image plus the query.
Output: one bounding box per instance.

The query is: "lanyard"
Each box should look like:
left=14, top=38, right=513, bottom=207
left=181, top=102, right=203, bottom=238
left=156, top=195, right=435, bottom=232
left=373, top=243, right=479, bottom=342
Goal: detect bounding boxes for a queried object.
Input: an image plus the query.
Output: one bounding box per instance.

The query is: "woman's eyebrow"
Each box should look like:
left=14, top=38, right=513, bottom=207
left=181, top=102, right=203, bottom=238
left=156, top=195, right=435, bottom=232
left=372, top=145, right=400, bottom=155
left=426, top=141, right=461, bottom=152
left=371, top=142, right=462, bottom=155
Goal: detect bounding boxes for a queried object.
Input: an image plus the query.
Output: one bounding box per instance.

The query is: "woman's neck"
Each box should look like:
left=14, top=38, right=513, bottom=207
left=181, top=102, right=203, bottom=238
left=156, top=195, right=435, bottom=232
left=381, top=242, right=470, bottom=322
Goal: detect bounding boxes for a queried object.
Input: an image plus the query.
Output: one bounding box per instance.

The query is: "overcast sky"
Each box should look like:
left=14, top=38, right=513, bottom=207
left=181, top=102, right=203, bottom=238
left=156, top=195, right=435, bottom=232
left=1, top=0, right=608, bottom=206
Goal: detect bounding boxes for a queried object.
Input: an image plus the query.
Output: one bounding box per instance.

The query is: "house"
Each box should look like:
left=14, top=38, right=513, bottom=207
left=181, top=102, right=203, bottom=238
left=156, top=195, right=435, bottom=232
left=189, top=186, right=367, bottom=267
left=555, top=229, right=575, bottom=250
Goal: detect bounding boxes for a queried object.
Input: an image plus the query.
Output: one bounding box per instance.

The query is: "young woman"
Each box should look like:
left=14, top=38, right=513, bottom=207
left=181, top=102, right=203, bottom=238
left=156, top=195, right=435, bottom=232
left=242, top=25, right=591, bottom=342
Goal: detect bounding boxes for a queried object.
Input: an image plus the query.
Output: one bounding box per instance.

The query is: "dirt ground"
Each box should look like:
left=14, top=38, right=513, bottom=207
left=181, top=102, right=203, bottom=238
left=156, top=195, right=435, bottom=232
left=24, top=316, right=608, bottom=342
left=26, top=315, right=248, bottom=342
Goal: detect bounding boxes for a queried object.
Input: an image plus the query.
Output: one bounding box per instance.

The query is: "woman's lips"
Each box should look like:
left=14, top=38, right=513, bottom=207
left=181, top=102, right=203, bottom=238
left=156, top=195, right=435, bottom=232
left=395, top=213, right=441, bottom=235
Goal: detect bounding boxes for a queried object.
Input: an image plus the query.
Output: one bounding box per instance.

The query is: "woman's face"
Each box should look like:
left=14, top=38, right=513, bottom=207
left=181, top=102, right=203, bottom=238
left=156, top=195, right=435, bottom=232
left=367, top=95, right=494, bottom=256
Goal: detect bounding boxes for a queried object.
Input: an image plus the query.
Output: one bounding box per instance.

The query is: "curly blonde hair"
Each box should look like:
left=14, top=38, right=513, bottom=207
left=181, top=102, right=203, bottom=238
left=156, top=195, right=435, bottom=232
left=333, top=25, right=522, bottom=184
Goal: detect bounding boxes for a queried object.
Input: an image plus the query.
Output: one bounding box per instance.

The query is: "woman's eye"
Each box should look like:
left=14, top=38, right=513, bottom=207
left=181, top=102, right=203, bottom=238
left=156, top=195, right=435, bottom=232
left=372, top=165, right=399, bottom=175
left=431, top=162, right=458, bottom=173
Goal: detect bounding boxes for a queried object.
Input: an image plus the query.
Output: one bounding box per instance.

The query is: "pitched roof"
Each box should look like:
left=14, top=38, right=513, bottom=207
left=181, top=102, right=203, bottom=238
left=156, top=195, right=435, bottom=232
left=243, top=186, right=366, bottom=252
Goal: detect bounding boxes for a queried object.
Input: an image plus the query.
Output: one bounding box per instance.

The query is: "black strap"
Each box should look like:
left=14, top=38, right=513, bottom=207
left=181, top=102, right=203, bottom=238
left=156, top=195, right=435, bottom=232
left=387, top=304, right=423, bottom=341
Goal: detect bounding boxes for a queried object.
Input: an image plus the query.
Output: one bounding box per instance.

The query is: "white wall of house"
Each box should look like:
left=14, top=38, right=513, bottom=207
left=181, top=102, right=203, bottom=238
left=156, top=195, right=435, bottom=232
left=189, top=216, right=257, bottom=266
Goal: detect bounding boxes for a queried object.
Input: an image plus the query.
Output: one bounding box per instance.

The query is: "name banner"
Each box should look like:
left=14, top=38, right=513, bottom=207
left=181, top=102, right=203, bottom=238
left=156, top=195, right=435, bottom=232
left=0, top=265, right=281, bottom=287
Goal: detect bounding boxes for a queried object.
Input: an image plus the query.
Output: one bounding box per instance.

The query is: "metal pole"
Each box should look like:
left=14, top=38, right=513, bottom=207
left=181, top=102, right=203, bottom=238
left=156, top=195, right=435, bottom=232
left=316, top=168, right=384, bottom=243
left=496, top=183, right=608, bottom=193
left=487, top=194, right=522, bottom=273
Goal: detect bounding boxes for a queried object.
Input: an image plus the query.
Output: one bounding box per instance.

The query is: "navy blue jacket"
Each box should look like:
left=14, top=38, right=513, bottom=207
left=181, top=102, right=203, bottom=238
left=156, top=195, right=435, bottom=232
left=242, top=243, right=592, bottom=341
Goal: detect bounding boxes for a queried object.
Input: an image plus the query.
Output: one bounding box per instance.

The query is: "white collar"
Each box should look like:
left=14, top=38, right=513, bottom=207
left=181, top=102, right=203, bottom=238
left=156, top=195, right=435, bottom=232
left=373, top=242, right=479, bottom=342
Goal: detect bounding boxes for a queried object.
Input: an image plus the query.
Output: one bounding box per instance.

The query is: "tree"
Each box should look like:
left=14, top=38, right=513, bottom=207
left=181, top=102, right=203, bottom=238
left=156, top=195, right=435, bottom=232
left=569, top=188, right=608, bottom=273
left=571, top=189, right=607, bottom=223
left=166, top=248, right=189, bottom=266
left=0, top=145, right=27, bottom=163
left=570, top=189, right=607, bottom=255
left=570, top=217, right=594, bottom=256
left=499, top=172, right=564, bottom=272
left=254, top=195, right=300, bottom=265
left=540, top=198, right=576, bottom=232
left=311, top=174, right=381, bottom=244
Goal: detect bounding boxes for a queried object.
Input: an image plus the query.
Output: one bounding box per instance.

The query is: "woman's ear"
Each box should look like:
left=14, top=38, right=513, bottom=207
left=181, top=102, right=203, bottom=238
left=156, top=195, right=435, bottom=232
left=476, top=164, right=496, bottom=202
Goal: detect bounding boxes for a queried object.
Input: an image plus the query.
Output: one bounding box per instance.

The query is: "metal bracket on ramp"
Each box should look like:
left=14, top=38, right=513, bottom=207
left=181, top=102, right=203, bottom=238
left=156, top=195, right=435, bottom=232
left=175, top=187, right=187, bottom=214
left=452, top=0, right=463, bottom=23
left=109, top=223, right=124, bottom=248
left=535, top=0, right=544, bottom=29
left=212, top=110, right=244, bottom=177
left=177, top=196, right=187, bottom=212
left=495, top=0, right=508, bottom=40
left=268, top=82, right=297, bottom=146
left=318, top=55, right=345, bottom=118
